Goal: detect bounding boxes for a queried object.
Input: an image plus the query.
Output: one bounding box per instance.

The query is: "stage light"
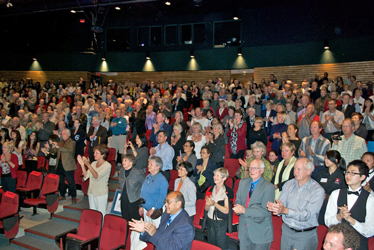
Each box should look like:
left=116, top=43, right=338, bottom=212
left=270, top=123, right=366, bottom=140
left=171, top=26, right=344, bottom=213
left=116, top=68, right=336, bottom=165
left=146, top=51, right=150, bottom=60
left=190, top=50, right=195, bottom=58
left=115, top=6, right=121, bottom=10
left=324, top=39, right=329, bottom=50
left=165, top=1, right=171, bottom=5
left=237, top=47, right=242, bottom=56
left=71, top=10, right=76, bottom=13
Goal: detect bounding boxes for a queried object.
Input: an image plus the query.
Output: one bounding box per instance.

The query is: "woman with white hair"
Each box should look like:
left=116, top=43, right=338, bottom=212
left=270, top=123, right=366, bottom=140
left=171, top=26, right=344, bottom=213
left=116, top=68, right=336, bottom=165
left=238, top=141, right=273, bottom=181
left=187, top=122, right=207, bottom=159
left=205, top=123, right=225, bottom=168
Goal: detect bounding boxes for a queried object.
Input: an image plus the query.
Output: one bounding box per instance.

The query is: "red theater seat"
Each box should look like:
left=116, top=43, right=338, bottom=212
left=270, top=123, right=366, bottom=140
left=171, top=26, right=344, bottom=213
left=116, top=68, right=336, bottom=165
left=98, top=214, right=128, bottom=250
left=317, top=225, right=328, bottom=250
left=224, top=159, right=240, bottom=178
left=17, top=171, right=43, bottom=198
left=56, top=209, right=103, bottom=250
left=0, top=191, right=19, bottom=243
left=24, top=173, right=60, bottom=218
left=16, top=170, right=27, bottom=188
left=168, top=170, right=178, bottom=191
left=191, top=240, right=221, bottom=249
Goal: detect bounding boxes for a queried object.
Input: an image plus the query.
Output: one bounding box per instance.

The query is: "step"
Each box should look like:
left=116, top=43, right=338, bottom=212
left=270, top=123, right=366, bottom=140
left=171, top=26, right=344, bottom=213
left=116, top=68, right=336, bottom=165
left=52, top=210, right=82, bottom=224
left=11, top=235, right=59, bottom=250
left=63, top=200, right=90, bottom=212
left=109, top=182, right=119, bottom=193
left=23, top=220, right=77, bottom=245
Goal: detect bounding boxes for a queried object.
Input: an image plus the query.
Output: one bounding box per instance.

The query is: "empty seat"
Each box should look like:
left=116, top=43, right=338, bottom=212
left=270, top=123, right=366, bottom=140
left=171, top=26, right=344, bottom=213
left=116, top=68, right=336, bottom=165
left=98, top=214, right=128, bottom=250
left=224, top=159, right=240, bottom=178
left=16, top=170, right=27, bottom=188
left=0, top=191, right=20, bottom=243
left=56, top=209, right=103, bottom=250
left=17, top=171, right=43, bottom=199
left=24, top=173, right=60, bottom=218
left=191, top=240, right=221, bottom=250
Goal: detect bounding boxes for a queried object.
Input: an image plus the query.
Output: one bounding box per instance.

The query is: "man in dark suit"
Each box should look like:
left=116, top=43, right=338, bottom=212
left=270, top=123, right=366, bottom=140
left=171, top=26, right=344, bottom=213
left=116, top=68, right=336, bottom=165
left=48, top=129, right=77, bottom=203
left=129, top=102, right=146, bottom=138
left=172, top=91, right=186, bottom=116
left=233, top=159, right=275, bottom=249
left=337, top=93, right=356, bottom=119
left=129, top=191, right=195, bottom=250
left=86, top=116, right=108, bottom=162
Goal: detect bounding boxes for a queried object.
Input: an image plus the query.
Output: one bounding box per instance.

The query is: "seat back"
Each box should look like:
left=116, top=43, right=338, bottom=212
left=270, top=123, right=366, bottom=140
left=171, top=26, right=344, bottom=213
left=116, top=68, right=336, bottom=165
left=40, top=174, right=59, bottom=199
left=24, top=171, right=43, bottom=190
left=191, top=240, right=221, bottom=249
left=317, top=225, right=328, bottom=250
left=193, top=199, right=205, bottom=228
left=0, top=191, right=19, bottom=217
left=16, top=171, right=27, bottom=188
left=168, top=170, right=179, bottom=191
left=233, top=179, right=240, bottom=194
left=224, top=177, right=234, bottom=190
left=99, top=214, right=127, bottom=250
left=37, top=156, right=46, bottom=170
left=107, top=148, right=116, bottom=162
left=224, top=159, right=240, bottom=178
left=270, top=215, right=283, bottom=250
left=77, top=209, right=103, bottom=240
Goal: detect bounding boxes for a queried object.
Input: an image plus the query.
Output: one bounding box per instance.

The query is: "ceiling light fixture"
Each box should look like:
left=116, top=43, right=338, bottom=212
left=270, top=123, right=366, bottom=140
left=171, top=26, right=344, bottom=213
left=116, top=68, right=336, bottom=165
left=165, top=1, right=171, bottom=5
left=115, top=6, right=121, bottom=10
left=190, top=50, right=195, bottom=58
left=71, top=10, right=76, bottom=13
left=146, top=51, right=150, bottom=60
left=237, top=47, right=242, bottom=56
left=6, top=0, right=13, bottom=7
left=324, top=39, right=329, bottom=50
left=33, top=58, right=37, bottom=61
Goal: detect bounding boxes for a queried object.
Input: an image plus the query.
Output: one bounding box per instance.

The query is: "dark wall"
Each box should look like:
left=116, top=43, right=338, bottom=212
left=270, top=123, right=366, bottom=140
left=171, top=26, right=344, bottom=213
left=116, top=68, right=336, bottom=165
left=1, top=0, right=374, bottom=72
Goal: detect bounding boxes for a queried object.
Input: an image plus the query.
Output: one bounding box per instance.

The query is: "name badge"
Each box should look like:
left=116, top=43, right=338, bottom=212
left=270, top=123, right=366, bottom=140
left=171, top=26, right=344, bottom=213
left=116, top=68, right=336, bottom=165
left=320, top=178, right=328, bottom=183
left=334, top=178, right=340, bottom=184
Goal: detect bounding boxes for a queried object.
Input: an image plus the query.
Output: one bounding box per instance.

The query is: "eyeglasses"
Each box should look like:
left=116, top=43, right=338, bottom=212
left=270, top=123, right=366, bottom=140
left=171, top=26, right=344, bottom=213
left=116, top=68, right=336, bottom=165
left=345, top=171, right=361, bottom=176
left=164, top=199, right=177, bottom=205
left=183, top=144, right=190, bottom=147
left=249, top=167, right=261, bottom=171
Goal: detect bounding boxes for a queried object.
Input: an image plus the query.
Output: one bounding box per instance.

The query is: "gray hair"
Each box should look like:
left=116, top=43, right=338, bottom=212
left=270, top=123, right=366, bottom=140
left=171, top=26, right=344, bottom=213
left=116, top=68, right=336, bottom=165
left=301, top=158, right=315, bottom=172
left=212, top=123, right=224, bottom=135
left=149, top=156, right=163, bottom=170
left=62, top=128, right=71, bottom=136
left=173, top=123, right=183, bottom=132
left=251, top=141, right=267, bottom=156
left=214, top=167, right=229, bottom=180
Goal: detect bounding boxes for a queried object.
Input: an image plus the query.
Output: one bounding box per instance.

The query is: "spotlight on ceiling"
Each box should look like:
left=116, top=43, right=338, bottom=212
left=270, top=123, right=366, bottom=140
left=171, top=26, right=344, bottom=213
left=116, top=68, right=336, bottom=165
left=233, top=9, right=238, bottom=20
left=6, top=0, right=12, bottom=7
left=165, top=1, right=171, bottom=5
left=190, top=50, right=195, bottom=58
left=101, top=52, right=106, bottom=61
left=115, top=6, right=121, bottom=10
left=237, top=47, right=242, bottom=56
left=33, top=58, right=37, bottom=61
left=71, top=10, right=76, bottom=13
left=324, top=39, right=329, bottom=50
left=146, top=51, right=150, bottom=60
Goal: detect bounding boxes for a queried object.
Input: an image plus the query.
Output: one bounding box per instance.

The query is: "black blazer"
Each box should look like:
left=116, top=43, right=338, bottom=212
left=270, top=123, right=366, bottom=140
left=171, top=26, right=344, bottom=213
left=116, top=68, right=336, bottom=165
left=129, top=109, right=146, bottom=134
left=172, top=97, right=186, bottom=112
left=337, top=104, right=356, bottom=119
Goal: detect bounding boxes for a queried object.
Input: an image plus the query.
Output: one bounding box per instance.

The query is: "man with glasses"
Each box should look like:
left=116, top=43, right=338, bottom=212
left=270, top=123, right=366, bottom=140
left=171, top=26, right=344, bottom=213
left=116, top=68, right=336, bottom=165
left=332, top=118, right=367, bottom=165
left=129, top=191, right=195, bottom=250
left=267, top=158, right=324, bottom=250
left=325, top=160, right=374, bottom=250
left=233, top=159, right=275, bottom=250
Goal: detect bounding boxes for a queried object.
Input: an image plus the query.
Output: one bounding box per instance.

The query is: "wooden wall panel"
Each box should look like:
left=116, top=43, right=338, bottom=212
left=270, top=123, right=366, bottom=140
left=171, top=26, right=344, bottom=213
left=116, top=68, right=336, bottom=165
left=254, top=61, right=374, bottom=85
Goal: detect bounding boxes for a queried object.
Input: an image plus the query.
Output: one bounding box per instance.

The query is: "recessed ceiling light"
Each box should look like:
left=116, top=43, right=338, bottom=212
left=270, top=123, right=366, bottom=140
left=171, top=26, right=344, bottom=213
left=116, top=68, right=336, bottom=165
left=71, top=10, right=76, bottom=13
left=165, top=1, right=171, bottom=5
left=115, top=6, right=121, bottom=10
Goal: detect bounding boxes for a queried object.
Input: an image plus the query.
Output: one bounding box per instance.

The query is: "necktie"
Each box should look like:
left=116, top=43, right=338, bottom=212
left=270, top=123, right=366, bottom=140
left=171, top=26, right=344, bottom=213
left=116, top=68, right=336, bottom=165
left=166, top=215, right=172, bottom=228
left=245, top=183, right=254, bottom=208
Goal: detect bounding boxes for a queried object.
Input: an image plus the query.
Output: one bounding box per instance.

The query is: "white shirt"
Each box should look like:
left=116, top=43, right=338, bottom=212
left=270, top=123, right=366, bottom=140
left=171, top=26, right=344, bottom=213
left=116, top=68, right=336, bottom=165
left=191, top=117, right=209, bottom=130
left=325, top=187, right=374, bottom=238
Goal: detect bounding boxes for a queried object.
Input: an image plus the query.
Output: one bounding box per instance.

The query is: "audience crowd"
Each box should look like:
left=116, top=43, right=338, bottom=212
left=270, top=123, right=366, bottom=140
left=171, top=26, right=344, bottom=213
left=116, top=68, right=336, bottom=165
left=0, top=72, right=374, bottom=250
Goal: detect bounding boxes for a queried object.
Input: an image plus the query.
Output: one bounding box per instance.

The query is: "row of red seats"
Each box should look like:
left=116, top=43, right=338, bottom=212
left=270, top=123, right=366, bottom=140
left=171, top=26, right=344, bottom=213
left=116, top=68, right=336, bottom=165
left=16, top=171, right=60, bottom=218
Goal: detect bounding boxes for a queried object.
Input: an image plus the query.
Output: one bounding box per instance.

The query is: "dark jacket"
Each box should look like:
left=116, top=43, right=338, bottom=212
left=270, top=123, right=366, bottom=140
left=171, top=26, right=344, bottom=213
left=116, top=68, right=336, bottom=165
left=193, top=158, right=217, bottom=187
left=129, top=108, right=146, bottom=135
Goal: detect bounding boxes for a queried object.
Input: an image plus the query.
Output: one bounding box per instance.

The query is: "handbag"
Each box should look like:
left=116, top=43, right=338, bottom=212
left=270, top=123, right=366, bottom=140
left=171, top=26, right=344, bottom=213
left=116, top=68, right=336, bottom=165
left=150, top=208, right=163, bottom=220
left=198, top=180, right=211, bottom=193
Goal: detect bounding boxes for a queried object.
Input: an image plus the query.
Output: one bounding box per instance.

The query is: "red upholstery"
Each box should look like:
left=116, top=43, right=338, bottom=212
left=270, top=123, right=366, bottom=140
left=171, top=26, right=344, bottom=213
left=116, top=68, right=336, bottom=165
left=191, top=240, right=221, bottom=249
left=193, top=199, right=205, bottom=229
left=16, top=170, right=27, bottom=188
left=74, top=163, right=84, bottom=186
left=270, top=215, right=283, bottom=250
left=65, top=209, right=102, bottom=244
left=168, top=170, right=178, bottom=191
left=145, top=130, right=152, bottom=151
left=170, top=117, right=176, bottom=124
left=21, top=155, right=26, bottom=169
left=107, top=148, right=116, bottom=162
left=126, top=231, right=155, bottom=250
left=37, top=156, right=46, bottom=170
left=225, top=177, right=234, bottom=190
left=99, top=214, right=127, bottom=250
left=0, top=191, right=19, bottom=240
left=233, top=179, right=240, bottom=194
left=24, top=173, right=60, bottom=216
left=369, top=237, right=374, bottom=250
left=317, top=225, right=328, bottom=250
left=228, top=231, right=238, bottom=240
left=17, top=171, right=43, bottom=192
left=224, top=159, right=240, bottom=178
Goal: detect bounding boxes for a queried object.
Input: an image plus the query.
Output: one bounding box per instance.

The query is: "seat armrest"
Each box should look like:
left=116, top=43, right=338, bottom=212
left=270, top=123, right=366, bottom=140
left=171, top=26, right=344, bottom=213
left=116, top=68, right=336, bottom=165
left=78, top=236, right=99, bottom=249
left=44, top=191, right=58, bottom=196
left=111, top=244, right=125, bottom=250
left=55, top=228, right=77, bottom=247
left=0, top=213, right=18, bottom=220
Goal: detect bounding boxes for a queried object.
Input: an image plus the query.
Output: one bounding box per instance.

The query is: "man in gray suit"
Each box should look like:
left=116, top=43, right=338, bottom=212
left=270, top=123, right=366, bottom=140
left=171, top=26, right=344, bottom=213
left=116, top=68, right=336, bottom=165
left=233, top=159, right=275, bottom=250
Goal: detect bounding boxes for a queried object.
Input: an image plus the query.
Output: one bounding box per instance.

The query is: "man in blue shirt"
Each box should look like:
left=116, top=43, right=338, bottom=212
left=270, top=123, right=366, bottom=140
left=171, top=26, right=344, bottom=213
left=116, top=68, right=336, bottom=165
left=129, top=191, right=195, bottom=250
left=150, top=130, right=174, bottom=182
left=110, top=109, right=128, bottom=166
left=233, top=159, right=275, bottom=250
left=150, top=113, right=172, bottom=147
